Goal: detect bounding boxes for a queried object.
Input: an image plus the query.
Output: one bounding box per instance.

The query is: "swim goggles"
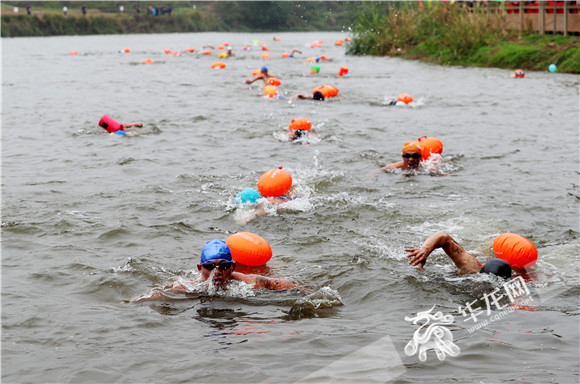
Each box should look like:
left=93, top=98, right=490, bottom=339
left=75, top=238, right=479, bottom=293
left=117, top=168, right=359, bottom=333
left=402, top=153, right=422, bottom=159
left=201, top=261, right=234, bottom=271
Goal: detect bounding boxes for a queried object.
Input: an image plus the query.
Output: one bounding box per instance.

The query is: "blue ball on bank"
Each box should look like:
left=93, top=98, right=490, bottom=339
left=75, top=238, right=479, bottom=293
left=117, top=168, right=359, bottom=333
left=548, top=64, right=557, bottom=73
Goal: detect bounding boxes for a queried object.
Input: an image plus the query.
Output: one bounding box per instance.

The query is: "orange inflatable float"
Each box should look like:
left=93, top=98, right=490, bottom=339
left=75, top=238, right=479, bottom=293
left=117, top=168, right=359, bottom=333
left=397, top=93, right=413, bottom=104
left=313, top=85, right=339, bottom=98
left=185, top=47, right=195, bottom=53
left=211, top=61, right=226, bottom=69
left=514, top=69, right=525, bottom=78
left=252, top=69, right=261, bottom=76
left=289, top=118, right=312, bottom=132
left=202, top=50, right=212, bottom=55
left=257, top=167, right=292, bottom=197
left=417, top=136, right=443, bottom=160
left=226, top=232, right=273, bottom=267
left=335, top=39, right=344, bottom=46
left=123, top=48, right=131, bottom=53
left=69, top=51, right=78, bottom=55
left=338, top=66, right=349, bottom=77
left=261, top=53, right=270, bottom=59
left=141, top=59, right=154, bottom=64
left=263, top=85, right=278, bottom=98
left=281, top=53, right=290, bottom=58
left=492, top=233, right=538, bottom=269
left=163, top=49, right=172, bottom=54
left=268, top=78, right=282, bottom=86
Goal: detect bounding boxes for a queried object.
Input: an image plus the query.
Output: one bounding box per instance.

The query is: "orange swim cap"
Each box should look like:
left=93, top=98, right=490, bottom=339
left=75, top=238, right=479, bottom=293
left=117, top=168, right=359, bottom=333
left=402, top=141, right=422, bottom=154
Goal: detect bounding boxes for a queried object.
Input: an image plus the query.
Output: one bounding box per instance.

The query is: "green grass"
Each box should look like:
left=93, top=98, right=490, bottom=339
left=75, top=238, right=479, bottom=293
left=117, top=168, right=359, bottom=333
left=347, top=2, right=580, bottom=73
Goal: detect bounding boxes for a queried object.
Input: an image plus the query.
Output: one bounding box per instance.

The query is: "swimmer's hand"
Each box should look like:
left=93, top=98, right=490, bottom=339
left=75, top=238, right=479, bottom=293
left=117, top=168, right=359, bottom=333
left=405, top=247, right=430, bottom=271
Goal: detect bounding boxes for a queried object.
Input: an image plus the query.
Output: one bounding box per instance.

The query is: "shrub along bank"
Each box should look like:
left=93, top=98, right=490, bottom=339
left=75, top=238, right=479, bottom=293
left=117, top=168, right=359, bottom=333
left=346, top=2, right=580, bottom=74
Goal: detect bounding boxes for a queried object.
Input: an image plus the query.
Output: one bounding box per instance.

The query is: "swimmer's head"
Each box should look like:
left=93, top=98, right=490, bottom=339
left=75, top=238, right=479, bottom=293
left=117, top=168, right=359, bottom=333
left=480, top=259, right=512, bottom=279
left=200, top=239, right=233, bottom=263
left=294, top=129, right=308, bottom=139
left=261, top=65, right=268, bottom=73
left=401, top=141, right=422, bottom=168
left=313, top=91, right=325, bottom=101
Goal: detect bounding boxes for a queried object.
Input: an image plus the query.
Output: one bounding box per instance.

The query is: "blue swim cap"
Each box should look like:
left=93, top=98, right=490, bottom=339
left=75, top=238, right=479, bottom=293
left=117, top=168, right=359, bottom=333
left=235, top=188, right=261, bottom=204
left=480, top=259, right=512, bottom=279
left=261, top=65, right=268, bottom=73
left=289, top=54, right=294, bottom=58
left=114, top=130, right=126, bottom=136
left=200, top=239, right=233, bottom=263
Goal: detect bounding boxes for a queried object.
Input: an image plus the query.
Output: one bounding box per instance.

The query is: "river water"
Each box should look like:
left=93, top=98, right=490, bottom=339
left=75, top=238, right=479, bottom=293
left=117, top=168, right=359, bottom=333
left=2, top=31, right=579, bottom=383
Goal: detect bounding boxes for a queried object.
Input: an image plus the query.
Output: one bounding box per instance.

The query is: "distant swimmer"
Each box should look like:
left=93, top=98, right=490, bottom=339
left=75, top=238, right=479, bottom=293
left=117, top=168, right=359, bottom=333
left=98, top=114, right=143, bottom=135
left=131, top=240, right=297, bottom=302
left=382, top=141, right=423, bottom=171
left=245, top=66, right=276, bottom=85
left=406, top=231, right=512, bottom=278
left=289, top=49, right=302, bottom=58
left=293, top=90, right=325, bottom=101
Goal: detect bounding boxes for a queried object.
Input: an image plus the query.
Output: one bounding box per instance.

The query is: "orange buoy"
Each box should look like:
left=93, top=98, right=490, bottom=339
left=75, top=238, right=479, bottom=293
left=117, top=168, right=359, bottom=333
left=223, top=42, right=229, bottom=46
left=313, top=85, right=339, bottom=98
left=319, top=55, right=328, bottom=61
left=261, top=53, right=270, bottom=59
left=185, top=47, right=195, bottom=53
left=261, top=46, right=270, bottom=51
left=281, top=52, right=290, bottom=58
left=69, top=51, right=78, bottom=55
left=173, top=52, right=182, bottom=56
left=211, top=61, right=226, bottom=69
left=257, top=166, right=292, bottom=197
left=123, top=48, right=131, bottom=53
left=226, top=232, right=273, bottom=266
left=217, top=45, right=225, bottom=50
left=202, top=50, right=212, bottom=55
left=268, top=78, right=281, bottom=86
left=310, top=42, right=321, bottom=48
left=307, top=57, right=316, bottom=63
left=141, top=59, right=154, bottom=64
left=338, top=66, right=349, bottom=77
left=514, top=69, right=525, bottom=78
left=163, top=49, right=171, bottom=54
left=263, top=85, right=278, bottom=98
left=289, top=118, right=312, bottom=132
left=417, top=136, right=443, bottom=160
left=252, top=69, right=261, bottom=76
left=335, top=39, right=344, bottom=46
left=397, top=93, right=413, bottom=104
left=493, top=233, right=538, bottom=269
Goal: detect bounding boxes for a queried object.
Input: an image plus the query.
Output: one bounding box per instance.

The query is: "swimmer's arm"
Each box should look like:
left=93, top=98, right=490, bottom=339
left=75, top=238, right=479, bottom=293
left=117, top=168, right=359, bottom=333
left=254, top=275, right=297, bottom=290
left=130, top=282, right=189, bottom=303
left=234, top=272, right=297, bottom=290
left=383, top=161, right=404, bottom=171
left=406, top=231, right=481, bottom=274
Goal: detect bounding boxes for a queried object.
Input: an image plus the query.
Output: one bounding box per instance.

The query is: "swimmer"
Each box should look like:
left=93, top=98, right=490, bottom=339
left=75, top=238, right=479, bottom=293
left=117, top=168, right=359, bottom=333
left=289, top=49, right=302, bottom=58
left=131, top=239, right=296, bottom=301
left=226, top=46, right=235, bottom=57
left=406, top=231, right=512, bottom=278
left=293, top=91, right=325, bottom=101
left=245, top=66, right=276, bottom=85
left=382, top=141, right=422, bottom=171
left=288, top=129, right=309, bottom=141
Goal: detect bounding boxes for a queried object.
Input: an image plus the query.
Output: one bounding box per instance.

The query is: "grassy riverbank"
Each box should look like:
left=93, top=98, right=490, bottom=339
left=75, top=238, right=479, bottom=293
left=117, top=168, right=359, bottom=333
left=1, top=1, right=350, bottom=37
left=347, top=2, right=580, bottom=74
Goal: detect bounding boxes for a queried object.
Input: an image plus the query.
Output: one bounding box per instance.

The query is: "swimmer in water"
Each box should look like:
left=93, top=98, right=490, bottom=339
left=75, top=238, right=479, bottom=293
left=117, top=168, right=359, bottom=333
left=131, top=240, right=296, bottom=301
left=245, top=66, right=276, bottom=85
left=406, top=231, right=512, bottom=278
left=288, top=129, right=309, bottom=141
left=293, top=90, right=325, bottom=101
left=382, top=141, right=422, bottom=171
left=289, top=49, right=302, bottom=58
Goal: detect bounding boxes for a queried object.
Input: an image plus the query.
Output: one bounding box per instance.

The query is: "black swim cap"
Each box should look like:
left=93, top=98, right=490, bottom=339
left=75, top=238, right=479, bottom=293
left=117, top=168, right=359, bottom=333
left=480, top=259, right=512, bottom=279
left=313, top=91, right=325, bottom=101
left=294, top=129, right=308, bottom=138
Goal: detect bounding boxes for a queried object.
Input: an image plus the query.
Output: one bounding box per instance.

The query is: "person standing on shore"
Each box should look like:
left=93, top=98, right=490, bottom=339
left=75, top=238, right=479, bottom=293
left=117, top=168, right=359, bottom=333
left=63, top=6, right=68, bottom=16
left=82, top=4, right=87, bottom=16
